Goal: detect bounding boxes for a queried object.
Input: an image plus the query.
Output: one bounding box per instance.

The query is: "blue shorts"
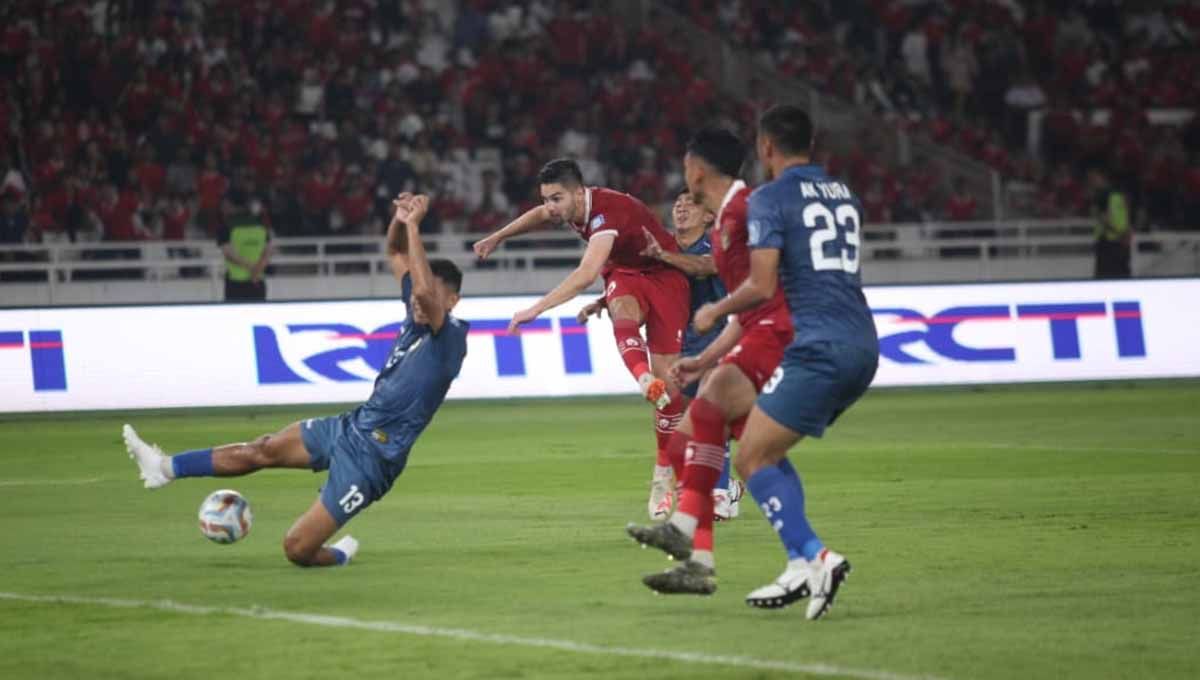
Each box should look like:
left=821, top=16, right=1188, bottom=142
left=300, top=413, right=407, bottom=526
left=756, top=341, right=879, bottom=438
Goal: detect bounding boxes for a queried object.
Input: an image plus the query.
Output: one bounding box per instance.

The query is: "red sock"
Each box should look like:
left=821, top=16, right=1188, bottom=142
left=694, top=510, right=714, bottom=552
left=654, top=399, right=684, bottom=467
left=677, top=398, right=726, bottom=519
left=612, top=319, right=649, bottom=381
left=662, top=430, right=688, bottom=480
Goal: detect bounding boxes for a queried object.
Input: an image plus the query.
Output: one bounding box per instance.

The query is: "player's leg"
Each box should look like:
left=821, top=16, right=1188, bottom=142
left=123, top=421, right=314, bottom=488
left=672, top=364, right=756, bottom=561
left=626, top=364, right=756, bottom=587
left=282, top=497, right=358, bottom=567
left=739, top=343, right=876, bottom=618
left=640, top=270, right=691, bottom=517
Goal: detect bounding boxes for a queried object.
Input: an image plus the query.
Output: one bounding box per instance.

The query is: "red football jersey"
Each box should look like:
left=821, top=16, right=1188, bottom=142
left=712, top=181, right=793, bottom=329
left=567, top=187, right=678, bottom=274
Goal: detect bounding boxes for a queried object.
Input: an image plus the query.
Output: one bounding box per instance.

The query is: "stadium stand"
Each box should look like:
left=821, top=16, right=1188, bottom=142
left=0, top=0, right=1197, bottom=305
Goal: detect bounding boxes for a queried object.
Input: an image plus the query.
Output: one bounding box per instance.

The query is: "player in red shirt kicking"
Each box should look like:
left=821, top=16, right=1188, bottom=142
left=626, top=128, right=794, bottom=595
left=473, top=159, right=690, bottom=519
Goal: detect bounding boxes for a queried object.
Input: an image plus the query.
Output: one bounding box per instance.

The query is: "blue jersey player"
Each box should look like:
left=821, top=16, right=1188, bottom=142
left=123, top=194, right=468, bottom=568
left=692, top=105, right=879, bottom=619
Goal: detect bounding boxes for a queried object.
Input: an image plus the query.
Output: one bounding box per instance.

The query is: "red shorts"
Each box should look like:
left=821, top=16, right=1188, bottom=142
left=605, top=267, right=689, bottom=355
left=720, top=320, right=792, bottom=439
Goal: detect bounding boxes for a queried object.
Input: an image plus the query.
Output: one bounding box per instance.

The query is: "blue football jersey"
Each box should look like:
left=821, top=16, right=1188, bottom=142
left=352, top=274, right=468, bottom=461
left=747, top=164, right=878, bottom=352
left=681, top=232, right=727, bottom=355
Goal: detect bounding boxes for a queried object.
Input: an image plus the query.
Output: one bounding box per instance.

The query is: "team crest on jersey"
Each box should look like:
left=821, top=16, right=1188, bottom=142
left=721, top=229, right=731, bottom=251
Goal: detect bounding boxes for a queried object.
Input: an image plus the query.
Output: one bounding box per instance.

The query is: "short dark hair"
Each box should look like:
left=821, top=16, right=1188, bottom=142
left=758, top=105, right=814, bottom=155
left=537, top=158, right=584, bottom=188
left=429, top=258, right=463, bottom=293
left=686, top=127, right=745, bottom=178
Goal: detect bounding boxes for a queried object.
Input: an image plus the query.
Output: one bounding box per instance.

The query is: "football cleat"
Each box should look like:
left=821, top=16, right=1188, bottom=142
left=805, top=549, right=851, bottom=620
left=642, top=559, right=717, bottom=595
left=745, top=562, right=812, bottom=609
left=640, top=375, right=672, bottom=410
left=123, top=424, right=171, bottom=489
left=648, top=473, right=674, bottom=520
left=713, top=479, right=744, bottom=521
left=625, top=521, right=692, bottom=561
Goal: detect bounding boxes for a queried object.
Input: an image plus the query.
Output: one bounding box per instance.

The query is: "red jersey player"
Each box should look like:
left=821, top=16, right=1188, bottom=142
left=627, top=128, right=794, bottom=596
left=473, top=159, right=691, bottom=519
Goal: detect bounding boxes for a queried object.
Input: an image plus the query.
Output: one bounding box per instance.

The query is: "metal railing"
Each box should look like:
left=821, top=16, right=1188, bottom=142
left=4, top=220, right=1198, bottom=304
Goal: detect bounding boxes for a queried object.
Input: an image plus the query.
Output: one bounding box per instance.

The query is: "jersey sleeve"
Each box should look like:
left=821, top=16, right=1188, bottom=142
left=587, top=212, right=618, bottom=240
left=747, top=190, right=785, bottom=251
left=437, top=317, right=470, bottom=379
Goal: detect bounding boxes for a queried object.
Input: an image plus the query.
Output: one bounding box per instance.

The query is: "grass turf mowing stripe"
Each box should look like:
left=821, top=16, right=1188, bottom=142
left=0, top=591, right=949, bottom=680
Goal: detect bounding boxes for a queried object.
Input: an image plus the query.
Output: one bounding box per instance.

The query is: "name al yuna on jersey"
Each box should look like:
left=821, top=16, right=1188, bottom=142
left=248, top=299, right=1148, bottom=385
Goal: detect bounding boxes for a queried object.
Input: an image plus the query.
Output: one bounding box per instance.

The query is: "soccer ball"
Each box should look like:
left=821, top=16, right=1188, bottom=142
left=197, top=489, right=253, bottom=544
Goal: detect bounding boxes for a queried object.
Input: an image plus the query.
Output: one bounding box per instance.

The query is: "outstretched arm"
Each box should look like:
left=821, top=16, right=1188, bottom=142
left=640, top=226, right=718, bottom=277
left=670, top=317, right=743, bottom=387
left=385, top=195, right=411, bottom=284
left=397, top=194, right=449, bottom=333
left=692, top=248, right=779, bottom=334
left=473, top=204, right=555, bottom=259
left=508, top=233, right=614, bottom=333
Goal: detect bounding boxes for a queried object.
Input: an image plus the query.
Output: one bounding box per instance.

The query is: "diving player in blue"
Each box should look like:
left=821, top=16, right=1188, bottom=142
left=691, top=105, right=879, bottom=619
left=123, top=193, right=468, bottom=568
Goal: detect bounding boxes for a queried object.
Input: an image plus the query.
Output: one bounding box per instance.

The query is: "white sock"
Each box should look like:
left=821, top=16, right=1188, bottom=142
left=669, top=511, right=699, bottom=537
left=160, top=456, right=175, bottom=480
left=788, top=556, right=809, bottom=573
left=691, top=550, right=714, bottom=569
left=653, top=464, right=673, bottom=480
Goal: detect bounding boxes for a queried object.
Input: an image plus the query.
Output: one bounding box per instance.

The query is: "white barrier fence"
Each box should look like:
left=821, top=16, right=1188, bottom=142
left=2, top=221, right=1199, bottom=307
left=2, top=278, right=1197, bottom=413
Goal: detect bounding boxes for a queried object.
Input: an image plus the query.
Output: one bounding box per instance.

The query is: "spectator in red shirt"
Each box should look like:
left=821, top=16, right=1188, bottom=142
left=945, top=178, right=979, bottom=221
left=195, top=152, right=229, bottom=235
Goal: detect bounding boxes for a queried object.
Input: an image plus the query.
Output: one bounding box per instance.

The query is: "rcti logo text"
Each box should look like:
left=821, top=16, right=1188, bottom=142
left=0, top=330, right=67, bottom=391
left=873, top=301, right=1145, bottom=363
left=253, top=318, right=593, bottom=384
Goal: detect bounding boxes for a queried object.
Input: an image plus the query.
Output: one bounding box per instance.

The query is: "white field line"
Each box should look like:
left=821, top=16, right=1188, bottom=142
left=0, top=477, right=105, bottom=487
left=0, top=591, right=948, bottom=680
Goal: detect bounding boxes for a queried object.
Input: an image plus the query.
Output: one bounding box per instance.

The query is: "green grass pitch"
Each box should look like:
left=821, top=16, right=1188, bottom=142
left=1, top=382, right=1197, bottom=679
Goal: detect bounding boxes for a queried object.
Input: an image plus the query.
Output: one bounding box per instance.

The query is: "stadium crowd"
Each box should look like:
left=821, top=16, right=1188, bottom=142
left=669, top=0, right=1200, bottom=228
left=1, top=0, right=1197, bottom=251
left=0, top=0, right=754, bottom=247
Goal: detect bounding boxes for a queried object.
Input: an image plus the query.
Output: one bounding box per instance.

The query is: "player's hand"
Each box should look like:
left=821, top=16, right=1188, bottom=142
left=508, top=307, right=539, bottom=334
left=671, top=355, right=708, bottom=387
left=639, top=227, right=663, bottom=260
left=390, top=192, right=415, bottom=223
left=693, top=303, right=720, bottom=335
left=473, top=235, right=499, bottom=260
left=575, top=299, right=606, bottom=325
left=403, top=194, right=429, bottom=226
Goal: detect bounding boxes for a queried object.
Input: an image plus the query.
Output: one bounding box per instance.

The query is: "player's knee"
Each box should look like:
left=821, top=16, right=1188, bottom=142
left=282, top=531, right=318, bottom=566
left=734, top=446, right=768, bottom=480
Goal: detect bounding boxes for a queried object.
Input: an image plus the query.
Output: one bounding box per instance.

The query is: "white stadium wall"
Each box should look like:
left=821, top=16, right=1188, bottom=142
left=1, top=278, right=1198, bottom=413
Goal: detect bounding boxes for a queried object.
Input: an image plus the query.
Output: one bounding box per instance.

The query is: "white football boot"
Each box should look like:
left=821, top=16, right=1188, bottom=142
left=713, top=478, right=744, bottom=521
left=745, top=560, right=812, bottom=609
left=805, top=549, right=851, bottom=620
left=122, top=424, right=171, bottom=489
left=647, top=470, right=674, bottom=520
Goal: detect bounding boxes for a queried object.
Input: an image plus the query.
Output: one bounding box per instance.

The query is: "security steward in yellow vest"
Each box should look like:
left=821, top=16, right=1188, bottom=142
left=1090, top=169, right=1131, bottom=280
left=218, top=193, right=272, bottom=301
